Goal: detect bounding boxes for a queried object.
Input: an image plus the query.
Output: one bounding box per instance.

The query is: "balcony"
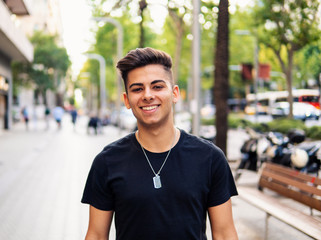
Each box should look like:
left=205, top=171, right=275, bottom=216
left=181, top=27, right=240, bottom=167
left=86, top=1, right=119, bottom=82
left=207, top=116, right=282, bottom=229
left=4, top=0, right=30, bottom=15
left=0, top=0, right=33, bottom=62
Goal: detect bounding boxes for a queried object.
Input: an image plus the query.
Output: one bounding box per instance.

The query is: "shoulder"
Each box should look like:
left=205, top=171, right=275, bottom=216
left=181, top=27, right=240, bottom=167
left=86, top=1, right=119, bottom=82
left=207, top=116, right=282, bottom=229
left=93, top=132, right=137, bottom=166
left=180, top=129, right=224, bottom=156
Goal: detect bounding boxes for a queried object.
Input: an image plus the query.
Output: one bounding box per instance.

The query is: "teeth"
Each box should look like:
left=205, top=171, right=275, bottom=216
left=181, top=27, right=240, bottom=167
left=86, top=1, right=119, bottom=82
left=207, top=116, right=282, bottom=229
left=142, top=106, right=157, bottom=111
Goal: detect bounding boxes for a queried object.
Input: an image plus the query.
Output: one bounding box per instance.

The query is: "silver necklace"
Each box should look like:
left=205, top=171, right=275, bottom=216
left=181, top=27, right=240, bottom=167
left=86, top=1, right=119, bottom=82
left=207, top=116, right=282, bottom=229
left=137, top=129, right=177, bottom=189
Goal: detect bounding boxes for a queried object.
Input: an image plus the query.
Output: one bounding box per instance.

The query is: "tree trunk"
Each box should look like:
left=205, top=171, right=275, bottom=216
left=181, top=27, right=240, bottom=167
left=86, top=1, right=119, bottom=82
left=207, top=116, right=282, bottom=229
left=139, top=0, right=147, bottom=48
left=214, top=0, right=229, bottom=155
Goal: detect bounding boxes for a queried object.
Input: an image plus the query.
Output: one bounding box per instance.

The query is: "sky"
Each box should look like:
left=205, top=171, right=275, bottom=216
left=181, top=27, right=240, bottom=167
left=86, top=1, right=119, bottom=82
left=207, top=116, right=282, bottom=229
left=58, top=0, right=255, bottom=78
left=58, top=0, right=93, bottom=78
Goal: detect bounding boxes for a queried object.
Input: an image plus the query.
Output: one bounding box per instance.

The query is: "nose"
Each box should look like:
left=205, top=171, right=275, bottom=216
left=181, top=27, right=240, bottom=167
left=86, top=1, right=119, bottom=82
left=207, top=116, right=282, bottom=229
left=142, top=88, right=154, bottom=101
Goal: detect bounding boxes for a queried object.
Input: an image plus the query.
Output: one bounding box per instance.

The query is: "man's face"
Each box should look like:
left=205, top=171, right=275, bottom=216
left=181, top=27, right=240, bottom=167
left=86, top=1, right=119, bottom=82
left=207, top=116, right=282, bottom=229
left=123, top=64, right=179, bottom=129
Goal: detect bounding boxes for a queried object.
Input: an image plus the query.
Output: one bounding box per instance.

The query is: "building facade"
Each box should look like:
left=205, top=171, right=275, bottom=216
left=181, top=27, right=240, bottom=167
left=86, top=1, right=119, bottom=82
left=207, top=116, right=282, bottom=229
left=0, top=0, right=33, bottom=131
left=17, top=0, right=65, bottom=112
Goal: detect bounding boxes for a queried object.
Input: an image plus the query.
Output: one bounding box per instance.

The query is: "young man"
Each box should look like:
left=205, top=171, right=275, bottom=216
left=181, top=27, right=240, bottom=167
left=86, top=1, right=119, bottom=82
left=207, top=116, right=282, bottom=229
left=81, top=47, right=238, bottom=240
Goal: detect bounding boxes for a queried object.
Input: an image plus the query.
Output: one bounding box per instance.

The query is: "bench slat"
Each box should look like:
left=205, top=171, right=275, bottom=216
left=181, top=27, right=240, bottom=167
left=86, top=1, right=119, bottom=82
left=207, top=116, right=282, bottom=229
left=263, top=162, right=321, bottom=186
left=259, top=178, right=321, bottom=211
left=238, top=186, right=321, bottom=240
left=261, top=169, right=321, bottom=196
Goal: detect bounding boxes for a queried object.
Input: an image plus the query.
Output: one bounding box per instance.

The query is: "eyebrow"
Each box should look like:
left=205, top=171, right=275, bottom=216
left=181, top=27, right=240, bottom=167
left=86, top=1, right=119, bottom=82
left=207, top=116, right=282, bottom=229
left=128, top=79, right=166, bottom=89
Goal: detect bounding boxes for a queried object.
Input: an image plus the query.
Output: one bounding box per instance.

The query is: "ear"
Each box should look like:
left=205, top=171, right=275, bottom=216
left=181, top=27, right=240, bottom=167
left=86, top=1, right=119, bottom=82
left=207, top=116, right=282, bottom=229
left=172, top=85, right=180, bottom=104
left=123, top=92, right=131, bottom=109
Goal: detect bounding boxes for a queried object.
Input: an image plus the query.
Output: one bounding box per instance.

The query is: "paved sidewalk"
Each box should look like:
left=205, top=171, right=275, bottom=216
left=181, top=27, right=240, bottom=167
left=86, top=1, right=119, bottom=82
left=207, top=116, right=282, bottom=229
left=0, top=115, right=127, bottom=240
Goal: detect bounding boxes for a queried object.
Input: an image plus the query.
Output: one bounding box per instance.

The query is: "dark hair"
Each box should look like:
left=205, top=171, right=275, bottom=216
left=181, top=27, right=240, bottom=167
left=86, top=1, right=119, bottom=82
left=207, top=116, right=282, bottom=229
left=116, top=47, right=173, bottom=90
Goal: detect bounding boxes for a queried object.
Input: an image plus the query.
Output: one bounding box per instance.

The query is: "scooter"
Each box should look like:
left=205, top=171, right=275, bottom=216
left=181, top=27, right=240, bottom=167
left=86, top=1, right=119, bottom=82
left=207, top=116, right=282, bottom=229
left=262, top=129, right=321, bottom=175
left=234, top=126, right=265, bottom=181
left=235, top=127, right=321, bottom=181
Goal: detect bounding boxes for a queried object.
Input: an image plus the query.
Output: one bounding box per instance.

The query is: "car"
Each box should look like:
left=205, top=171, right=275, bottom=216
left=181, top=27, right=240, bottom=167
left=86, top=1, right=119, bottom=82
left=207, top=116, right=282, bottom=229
left=271, top=102, right=320, bottom=121
left=244, top=103, right=269, bottom=115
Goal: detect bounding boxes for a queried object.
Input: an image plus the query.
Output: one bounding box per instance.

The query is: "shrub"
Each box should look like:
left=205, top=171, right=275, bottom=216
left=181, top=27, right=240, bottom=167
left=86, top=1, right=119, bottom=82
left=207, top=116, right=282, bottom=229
left=306, top=126, right=321, bottom=139
left=266, top=118, right=307, bottom=134
left=201, top=118, right=215, bottom=126
left=201, top=114, right=321, bottom=140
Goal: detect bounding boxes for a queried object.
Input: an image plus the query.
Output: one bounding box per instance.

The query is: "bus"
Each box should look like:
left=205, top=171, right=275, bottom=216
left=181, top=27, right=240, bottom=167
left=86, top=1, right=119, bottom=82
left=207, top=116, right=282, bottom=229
left=245, top=89, right=320, bottom=115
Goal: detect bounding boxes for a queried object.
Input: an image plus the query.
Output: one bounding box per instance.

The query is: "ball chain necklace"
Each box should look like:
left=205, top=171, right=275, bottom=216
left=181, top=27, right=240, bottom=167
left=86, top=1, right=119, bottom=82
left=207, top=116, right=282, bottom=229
left=137, top=129, right=177, bottom=189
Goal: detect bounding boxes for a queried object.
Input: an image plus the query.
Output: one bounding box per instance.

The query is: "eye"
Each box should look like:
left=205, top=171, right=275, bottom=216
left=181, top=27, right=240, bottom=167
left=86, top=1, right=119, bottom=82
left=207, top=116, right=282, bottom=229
left=153, top=85, right=164, bottom=90
left=131, top=87, right=143, bottom=92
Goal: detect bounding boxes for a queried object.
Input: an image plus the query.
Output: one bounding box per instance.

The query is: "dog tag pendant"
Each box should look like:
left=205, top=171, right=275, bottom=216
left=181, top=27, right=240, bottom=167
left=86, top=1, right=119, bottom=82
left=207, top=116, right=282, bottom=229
left=153, top=175, right=162, bottom=189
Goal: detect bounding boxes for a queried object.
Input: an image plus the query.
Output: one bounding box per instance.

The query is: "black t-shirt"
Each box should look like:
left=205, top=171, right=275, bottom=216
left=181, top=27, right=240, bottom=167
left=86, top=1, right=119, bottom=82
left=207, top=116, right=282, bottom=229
left=81, top=129, right=238, bottom=240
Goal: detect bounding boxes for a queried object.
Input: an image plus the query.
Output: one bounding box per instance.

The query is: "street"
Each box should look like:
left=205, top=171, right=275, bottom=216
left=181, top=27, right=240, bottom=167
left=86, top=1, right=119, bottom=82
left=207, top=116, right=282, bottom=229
left=0, top=114, right=316, bottom=240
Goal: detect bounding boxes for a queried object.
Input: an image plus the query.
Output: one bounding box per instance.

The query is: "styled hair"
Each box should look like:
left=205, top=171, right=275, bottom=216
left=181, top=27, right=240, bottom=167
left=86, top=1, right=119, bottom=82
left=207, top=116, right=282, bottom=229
left=116, top=47, right=173, bottom=90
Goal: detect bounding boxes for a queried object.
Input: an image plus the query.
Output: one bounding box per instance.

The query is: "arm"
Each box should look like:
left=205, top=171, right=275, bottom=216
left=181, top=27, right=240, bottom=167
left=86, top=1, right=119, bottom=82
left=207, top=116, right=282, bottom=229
left=85, top=205, right=114, bottom=240
left=208, top=199, right=238, bottom=240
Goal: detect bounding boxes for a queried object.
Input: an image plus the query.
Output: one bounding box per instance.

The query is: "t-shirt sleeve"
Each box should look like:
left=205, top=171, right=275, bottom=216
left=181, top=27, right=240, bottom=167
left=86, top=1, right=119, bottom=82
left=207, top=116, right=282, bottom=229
left=81, top=151, right=115, bottom=211
left=207, top=146, right=238, bottom=207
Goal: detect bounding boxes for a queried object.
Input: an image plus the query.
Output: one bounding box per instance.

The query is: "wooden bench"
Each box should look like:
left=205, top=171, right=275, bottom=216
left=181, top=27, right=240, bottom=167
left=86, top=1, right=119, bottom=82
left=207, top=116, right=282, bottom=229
left=237, top=162, right=321, bottom=240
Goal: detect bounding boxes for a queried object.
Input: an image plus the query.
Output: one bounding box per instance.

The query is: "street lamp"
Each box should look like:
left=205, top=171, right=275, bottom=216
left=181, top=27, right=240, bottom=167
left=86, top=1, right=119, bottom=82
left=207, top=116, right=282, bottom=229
left=85, top=53, right=107, bottom=117
left=92, top=17, right=123, bottom=124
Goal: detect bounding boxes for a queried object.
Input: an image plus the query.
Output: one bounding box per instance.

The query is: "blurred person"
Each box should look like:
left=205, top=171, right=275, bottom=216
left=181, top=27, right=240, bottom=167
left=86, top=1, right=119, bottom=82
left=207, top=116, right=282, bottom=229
left=81, top=48, right=238, bottom=240
left=21, top=106, right=29, bottom=131
left=52, top=106, right=64, bottom=130
left=87, top=112, right=100, bottom=135
left=44, top=106, right=50, bottom=130
left=70, top=105, right=78, bottom=130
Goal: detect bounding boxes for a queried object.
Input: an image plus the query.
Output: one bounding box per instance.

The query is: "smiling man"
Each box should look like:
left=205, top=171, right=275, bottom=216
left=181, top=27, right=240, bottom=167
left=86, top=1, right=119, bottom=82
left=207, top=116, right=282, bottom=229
left=81, top=47, right=238, bottom=240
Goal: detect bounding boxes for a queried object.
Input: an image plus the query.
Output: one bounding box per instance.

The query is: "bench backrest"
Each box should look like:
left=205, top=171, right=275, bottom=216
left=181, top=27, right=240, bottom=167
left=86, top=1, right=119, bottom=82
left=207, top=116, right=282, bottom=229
left=258, top=162, right=321, bottom=212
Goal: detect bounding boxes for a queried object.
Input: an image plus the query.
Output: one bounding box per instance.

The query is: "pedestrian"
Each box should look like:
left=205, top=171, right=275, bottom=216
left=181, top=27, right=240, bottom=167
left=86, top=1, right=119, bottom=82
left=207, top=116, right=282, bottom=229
left=87, top=112, right=100, bottom=135
left=44, top=106, right=50, bottom=130
left=70, top=105, right=78, bottom=130
left=21, top=106, right=29, bottom=131
left=52, top=105, right=64, bottom=130
left=81, top=48, right=238, bottom=240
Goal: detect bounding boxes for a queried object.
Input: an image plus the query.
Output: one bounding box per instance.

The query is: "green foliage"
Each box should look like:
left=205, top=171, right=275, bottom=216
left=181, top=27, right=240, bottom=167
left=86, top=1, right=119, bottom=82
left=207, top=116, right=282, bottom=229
left=295, top=40, right=321, bottom=86
left=265, top=118, right=306, bottom=134
left=31, top=31, right=70, bottom=73
left=12, top=31, right=70, bottom=99
left=306, top=126, right=321, bottom=140
left=228, top=115, right=251, bottom=129
left=11, top=61, right=33, bottom=96
left=201, top=114, right=252, bottom=129
left=254, top=0, right=320, bottom=51
left=202, top=114, right=321, bottom=140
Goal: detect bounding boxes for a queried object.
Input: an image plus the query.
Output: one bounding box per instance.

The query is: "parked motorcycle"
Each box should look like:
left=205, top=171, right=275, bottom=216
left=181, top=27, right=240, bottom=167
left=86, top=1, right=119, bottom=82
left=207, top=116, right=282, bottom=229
left=234, top=126, right=265, bottom=181
left=263, top=129, right=321, bottom=175
left=234, top=126, right=321, bottom=181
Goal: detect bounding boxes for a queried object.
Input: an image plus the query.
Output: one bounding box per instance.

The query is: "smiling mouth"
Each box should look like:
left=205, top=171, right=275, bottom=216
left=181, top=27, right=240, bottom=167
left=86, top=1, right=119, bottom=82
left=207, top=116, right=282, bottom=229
left=141, top=105, right=159, bottom=111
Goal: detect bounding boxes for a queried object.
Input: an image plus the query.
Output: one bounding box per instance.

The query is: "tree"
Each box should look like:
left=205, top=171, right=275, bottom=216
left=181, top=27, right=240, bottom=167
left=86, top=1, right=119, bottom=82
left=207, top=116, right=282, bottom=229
left=166, top=1, right=190, bottom=84
left=12, top=31, right=70, bottom=106
left=139, top=0, right=148, bottom=47
left=88, top=0, right=149, bottom=48
left=214, top=0, right=229, bottom=154
left=254, top=0, right=320, bottom=118
left=296, top=40, right=321, bottom=86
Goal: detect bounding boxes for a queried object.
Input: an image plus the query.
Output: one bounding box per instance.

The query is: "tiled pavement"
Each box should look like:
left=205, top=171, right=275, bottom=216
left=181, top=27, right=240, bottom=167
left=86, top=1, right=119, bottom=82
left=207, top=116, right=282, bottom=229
left=0, top=115, right=318, bottom=239
left=0, top=115, right=124, bottom=240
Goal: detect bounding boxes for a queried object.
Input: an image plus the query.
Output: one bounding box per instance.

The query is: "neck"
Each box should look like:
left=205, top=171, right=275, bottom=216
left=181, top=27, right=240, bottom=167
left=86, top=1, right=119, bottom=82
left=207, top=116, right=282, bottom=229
left=136, top=125, right=179, bottom=153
